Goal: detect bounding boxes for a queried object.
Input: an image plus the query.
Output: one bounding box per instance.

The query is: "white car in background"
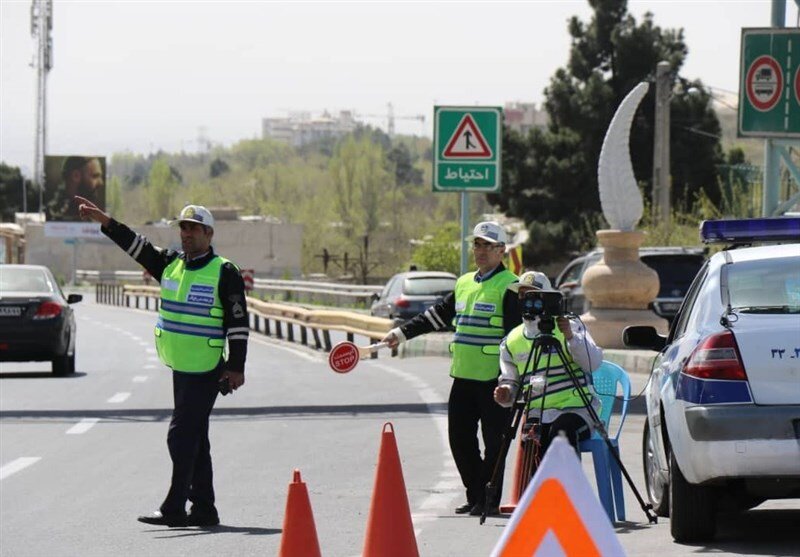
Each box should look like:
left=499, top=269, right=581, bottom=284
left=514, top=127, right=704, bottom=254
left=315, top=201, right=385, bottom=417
left=624, top=217, right=800, bottom=543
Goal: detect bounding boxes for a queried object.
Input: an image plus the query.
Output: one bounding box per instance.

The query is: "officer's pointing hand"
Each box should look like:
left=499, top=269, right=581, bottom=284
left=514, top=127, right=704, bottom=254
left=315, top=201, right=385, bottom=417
left=74, top=195, right=110, bottom=226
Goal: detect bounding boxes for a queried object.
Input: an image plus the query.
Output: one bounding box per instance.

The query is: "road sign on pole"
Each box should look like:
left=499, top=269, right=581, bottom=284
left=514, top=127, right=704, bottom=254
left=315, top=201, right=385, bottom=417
left=433, top=106, right=502, bottom=192
left=739, top=28, right=800, bottom=138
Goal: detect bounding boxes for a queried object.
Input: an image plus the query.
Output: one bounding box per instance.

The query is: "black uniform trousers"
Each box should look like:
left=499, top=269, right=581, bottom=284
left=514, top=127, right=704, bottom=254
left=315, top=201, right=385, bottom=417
left=448, top=377, right=510, bottom=508
left=160, top=366, right=221, bottom=517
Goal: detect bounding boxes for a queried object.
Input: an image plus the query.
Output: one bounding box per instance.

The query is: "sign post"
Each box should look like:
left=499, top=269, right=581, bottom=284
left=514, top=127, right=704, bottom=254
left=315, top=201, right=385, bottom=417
left=433, top=106, right=503, bottom=273
left=739, top=28, right=800, bottom=216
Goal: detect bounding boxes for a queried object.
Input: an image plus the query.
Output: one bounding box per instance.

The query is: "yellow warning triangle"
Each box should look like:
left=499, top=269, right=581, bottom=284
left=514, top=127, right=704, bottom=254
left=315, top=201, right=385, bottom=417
left=491, top=436, right=626, bottom=557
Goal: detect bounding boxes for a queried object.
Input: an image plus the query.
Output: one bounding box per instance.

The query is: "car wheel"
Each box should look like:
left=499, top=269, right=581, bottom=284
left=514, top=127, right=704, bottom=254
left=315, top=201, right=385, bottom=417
left=52, top=352, right=75, bottom=376
left=642, top=419, right=669, bottom=517
left=669, top=452, right=716, bottom=542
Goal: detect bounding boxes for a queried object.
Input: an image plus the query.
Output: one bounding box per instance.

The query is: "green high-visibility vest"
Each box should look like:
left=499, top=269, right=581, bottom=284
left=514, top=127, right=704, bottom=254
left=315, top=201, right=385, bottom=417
left=155, top=255, right=232, bottom=372
left=504, top=324, right=593, bottom=414
left=449, top=268, right=518, bottom=381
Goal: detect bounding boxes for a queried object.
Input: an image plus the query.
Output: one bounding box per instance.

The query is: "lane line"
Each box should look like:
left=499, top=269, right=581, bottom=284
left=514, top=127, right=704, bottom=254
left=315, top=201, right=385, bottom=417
left=132, top=376, right=149, bottom=383
left=66, top=418, right=99, bottom=435
left=144, top=364, right=157, bottom=370
left=0, top=457, right=41, bottom=480
left=107, top=392, right=131, bottom=403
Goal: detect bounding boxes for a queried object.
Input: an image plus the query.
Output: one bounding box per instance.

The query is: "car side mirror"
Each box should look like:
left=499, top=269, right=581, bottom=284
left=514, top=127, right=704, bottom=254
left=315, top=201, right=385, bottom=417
left=67, top=294, right=83, bottom=304
left=370, top=293, right=380, bottom=303
left=623, top=325, right=666, bottom=351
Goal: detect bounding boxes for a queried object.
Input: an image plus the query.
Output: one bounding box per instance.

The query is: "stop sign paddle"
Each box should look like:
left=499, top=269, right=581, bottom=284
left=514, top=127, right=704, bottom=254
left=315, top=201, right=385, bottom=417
left=329, top=341, right=360, bottom=374
left=328, top=341, right=389, bottom=373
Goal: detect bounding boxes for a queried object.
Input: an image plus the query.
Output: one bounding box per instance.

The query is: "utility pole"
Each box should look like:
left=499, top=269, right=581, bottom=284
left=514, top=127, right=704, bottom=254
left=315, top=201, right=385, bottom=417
left=31, top=0, right=53, bottom=216
left=652, top=61, right=671, bottom=224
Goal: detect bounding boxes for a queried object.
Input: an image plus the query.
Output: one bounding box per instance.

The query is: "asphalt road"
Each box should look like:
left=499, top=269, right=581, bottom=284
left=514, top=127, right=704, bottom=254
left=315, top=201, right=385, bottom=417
left=1, top=297, right=798, bottom=556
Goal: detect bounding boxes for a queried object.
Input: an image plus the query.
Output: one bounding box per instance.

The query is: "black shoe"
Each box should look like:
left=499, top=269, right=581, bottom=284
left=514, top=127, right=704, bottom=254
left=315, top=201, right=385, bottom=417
left=469, top=503, right=501, bottom=517
left=186, top=512, right=220, bottom=527
left=137, top=511, right=187, bottom=527
left=454, top=502, right=474, bottom=514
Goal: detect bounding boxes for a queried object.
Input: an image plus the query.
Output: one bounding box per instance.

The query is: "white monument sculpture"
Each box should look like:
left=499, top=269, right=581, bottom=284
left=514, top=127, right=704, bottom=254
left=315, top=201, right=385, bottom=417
left=580, top=82, right=669, bottom=348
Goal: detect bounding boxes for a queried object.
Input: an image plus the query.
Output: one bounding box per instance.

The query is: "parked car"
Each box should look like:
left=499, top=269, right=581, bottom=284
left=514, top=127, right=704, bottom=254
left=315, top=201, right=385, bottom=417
left=0, top=264, right=82, bottom=375
left=624, top=217, right=800, bottom=542
left=554, top=246, right=706, bottom=324
left=370, top=271, right=457, bottom=324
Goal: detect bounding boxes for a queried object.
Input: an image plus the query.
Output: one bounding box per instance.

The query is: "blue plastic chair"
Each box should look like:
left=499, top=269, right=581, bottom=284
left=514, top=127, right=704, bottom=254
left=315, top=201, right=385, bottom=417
left=579, top=360, right=631, bottom=522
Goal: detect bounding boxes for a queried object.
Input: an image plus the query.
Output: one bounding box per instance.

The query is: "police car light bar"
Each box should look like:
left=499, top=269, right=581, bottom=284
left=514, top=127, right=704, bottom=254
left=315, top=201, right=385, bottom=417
left=700, top=217, right=800, bottom=244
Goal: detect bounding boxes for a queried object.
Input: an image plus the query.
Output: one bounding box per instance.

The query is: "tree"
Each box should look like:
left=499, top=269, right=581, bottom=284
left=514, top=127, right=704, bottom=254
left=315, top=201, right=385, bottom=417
left=410, top=223, right=461, bottom=275
left=491, top=0, right=723, bottom=262
left=329, top=135, right=391, bottom=282
left=0, top=163, right=37, bottom=221
left=146, top=159, right=178, bottom=221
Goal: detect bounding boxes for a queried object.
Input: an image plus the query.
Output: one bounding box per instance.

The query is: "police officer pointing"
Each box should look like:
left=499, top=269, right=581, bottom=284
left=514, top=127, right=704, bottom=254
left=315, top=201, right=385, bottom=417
left=77, top=196, right=249, bottom=527
left=383, top=221, right=521, bottom=516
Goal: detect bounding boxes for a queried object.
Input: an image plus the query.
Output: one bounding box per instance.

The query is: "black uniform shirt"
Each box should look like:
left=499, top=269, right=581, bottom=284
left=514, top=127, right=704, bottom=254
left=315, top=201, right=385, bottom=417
left=101, top=218, right=249, bottom=373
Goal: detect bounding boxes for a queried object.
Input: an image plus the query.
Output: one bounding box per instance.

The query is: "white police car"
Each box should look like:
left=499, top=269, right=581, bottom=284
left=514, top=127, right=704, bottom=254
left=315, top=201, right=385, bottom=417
left=624, top=217, right=800, bottom=543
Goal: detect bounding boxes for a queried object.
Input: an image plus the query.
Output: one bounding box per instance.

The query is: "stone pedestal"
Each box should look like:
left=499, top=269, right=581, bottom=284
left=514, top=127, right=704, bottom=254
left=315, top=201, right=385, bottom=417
left=580, top=230, right=668, bottom=348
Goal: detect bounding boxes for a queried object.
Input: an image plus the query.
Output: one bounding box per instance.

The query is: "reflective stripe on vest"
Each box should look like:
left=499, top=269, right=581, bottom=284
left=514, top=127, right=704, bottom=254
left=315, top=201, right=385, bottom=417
left=155, top=255, right=231, bottom=372
left=504, top=324, right=592, bottom=415
left=449, top=268, right=518, bottom=381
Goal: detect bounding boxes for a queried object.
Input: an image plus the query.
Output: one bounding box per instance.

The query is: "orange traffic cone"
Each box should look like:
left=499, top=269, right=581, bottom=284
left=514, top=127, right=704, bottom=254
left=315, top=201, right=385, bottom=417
left=500, top=417, right=536, bottom=513
left=279, top=469, right=322, bottom=557
left=362, top=423, right=419, bottom=557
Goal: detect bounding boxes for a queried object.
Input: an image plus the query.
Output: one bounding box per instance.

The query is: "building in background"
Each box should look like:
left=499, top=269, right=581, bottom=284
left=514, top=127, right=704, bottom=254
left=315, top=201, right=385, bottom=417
left=262, top=110, right=359, bottom=146
left=503, top=102, right=548, bottom=135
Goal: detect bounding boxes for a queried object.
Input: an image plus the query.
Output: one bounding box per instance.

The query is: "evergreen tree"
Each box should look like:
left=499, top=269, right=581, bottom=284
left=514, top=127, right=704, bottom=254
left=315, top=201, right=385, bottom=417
left=490, top=0, right=723, bottom=261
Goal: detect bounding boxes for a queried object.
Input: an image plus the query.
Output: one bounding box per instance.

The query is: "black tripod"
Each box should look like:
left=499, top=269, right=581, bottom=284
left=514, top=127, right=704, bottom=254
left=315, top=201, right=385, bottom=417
left=480, top=316, right=657, bottom=525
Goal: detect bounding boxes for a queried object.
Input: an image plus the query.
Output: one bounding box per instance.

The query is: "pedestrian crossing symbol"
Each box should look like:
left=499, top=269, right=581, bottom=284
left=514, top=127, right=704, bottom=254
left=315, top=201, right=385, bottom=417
left=443, top=114, right=492, bottom=158
left=433, top=106, right=502, bottom=192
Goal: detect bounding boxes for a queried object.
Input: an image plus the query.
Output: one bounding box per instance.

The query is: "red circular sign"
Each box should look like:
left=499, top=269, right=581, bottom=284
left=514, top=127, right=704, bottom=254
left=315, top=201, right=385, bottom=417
left=745, top=55, right=783, bottom=112
left=329, top=341, right=359, bottom=374
left=794, top=65, right=800, bottom=106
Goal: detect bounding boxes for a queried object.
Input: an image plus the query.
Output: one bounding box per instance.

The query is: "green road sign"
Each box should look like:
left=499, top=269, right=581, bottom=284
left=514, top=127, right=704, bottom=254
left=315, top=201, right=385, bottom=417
left=739, top=28, right=800, bottom=138
left=433, top=106, right=502, bottom=192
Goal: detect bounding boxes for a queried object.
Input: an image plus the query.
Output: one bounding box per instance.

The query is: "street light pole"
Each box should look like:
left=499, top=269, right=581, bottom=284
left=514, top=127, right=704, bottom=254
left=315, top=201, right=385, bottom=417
left=31, top=0, right=53, bottom=217
left=652, top=61, right=671, bottom=224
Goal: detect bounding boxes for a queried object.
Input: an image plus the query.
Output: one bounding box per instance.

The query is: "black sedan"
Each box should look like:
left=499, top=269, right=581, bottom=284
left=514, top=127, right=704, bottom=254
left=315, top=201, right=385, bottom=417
left=0, top=264, right=82, bottom=375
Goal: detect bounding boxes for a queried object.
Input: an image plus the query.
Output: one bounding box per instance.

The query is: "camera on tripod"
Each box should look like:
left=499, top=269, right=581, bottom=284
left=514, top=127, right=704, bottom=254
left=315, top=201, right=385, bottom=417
left=518, top=289, right=565, bottom=320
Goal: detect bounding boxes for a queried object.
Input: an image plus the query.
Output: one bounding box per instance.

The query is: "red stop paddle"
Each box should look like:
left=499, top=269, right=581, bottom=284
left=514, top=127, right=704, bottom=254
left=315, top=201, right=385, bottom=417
left=328, top=341, right=389, bottom=373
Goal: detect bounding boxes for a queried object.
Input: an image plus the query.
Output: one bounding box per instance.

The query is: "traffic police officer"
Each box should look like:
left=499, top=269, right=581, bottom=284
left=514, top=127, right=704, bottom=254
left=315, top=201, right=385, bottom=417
left=494, top=271, right=602, bottom=467
left=383, top=221, right=520, bottom=516
left=76, top=196, right=249, bottom=527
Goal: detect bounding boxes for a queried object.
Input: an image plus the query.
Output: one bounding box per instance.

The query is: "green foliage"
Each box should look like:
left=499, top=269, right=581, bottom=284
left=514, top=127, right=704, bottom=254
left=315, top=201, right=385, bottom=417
left=491, top=0, right=723, bottom=263
left=0, top=163, right=38, bottom=220
left=146, top=159, right=179, bottom=221
left=209, top=157, right=230, bottom=178
left=107, top=176, right=123, bottom=219
left=410, top=223, right=461, bottom=275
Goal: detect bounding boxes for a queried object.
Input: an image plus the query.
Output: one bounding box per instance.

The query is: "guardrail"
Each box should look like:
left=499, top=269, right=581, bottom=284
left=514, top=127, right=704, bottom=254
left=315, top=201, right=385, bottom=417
left=96, top=283, right=396, bottom=357
left=82, top=270, right=384, bottom=306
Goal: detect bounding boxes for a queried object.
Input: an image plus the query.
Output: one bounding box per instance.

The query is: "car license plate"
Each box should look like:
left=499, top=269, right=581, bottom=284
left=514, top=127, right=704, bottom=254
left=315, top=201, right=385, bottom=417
left=0, top=306, right=22, bottom=317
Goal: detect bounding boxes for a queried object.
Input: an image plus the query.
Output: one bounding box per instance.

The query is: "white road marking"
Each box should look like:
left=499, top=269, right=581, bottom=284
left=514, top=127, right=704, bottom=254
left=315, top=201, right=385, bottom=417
left=132, top=376, right=149, bottom=383
left=66, top=418, right=99, bottom=435
left=145, top=348, right=156, bottom=354
left=248, top=335, right=325, bottom=363
left=144, top=364, right=157, bottom=370
left=0, top=457, right=41, bottom=480
left=372, top=362, right=459, bottom=533
left=107, top=392, right=131, bottom=403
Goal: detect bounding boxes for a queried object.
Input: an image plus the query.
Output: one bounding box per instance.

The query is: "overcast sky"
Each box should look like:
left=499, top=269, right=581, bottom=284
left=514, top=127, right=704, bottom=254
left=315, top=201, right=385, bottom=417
left=1, top=1, right=797, bottom=173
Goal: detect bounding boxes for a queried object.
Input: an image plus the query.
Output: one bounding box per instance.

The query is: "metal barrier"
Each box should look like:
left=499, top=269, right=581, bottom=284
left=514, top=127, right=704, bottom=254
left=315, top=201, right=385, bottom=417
left=82, top=270, right=383, bottom=306
left=96, top=283, right=396, bottom=358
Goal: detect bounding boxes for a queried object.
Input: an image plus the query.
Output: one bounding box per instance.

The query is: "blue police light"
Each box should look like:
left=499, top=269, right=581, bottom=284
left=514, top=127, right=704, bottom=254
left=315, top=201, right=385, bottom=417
left=700, top=217, right=800, bottom=244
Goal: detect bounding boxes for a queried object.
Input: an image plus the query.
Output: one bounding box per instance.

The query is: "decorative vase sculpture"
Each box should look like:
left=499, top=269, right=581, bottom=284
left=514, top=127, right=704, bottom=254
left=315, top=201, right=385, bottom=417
left=581, top=82, right=668, bottom=348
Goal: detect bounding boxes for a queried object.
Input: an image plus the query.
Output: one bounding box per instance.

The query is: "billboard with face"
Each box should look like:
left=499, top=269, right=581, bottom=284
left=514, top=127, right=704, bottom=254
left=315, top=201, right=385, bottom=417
left=44, top=155, right=106, bottom=222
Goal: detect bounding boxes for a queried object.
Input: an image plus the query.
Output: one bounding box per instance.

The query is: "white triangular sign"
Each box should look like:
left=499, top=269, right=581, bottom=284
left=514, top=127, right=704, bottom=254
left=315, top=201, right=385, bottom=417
left=491, top=436, right=626, bottom=557
left=443, top=114, right=492, bottom=158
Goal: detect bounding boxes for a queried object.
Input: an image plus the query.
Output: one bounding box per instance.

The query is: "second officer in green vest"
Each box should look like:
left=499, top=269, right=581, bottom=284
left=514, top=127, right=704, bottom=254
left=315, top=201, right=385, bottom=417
left=493, top=271, right=603, bottom=467
left=76, top=196, right=249, bottom=528
left=382, top=221, right=521, bottom=517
